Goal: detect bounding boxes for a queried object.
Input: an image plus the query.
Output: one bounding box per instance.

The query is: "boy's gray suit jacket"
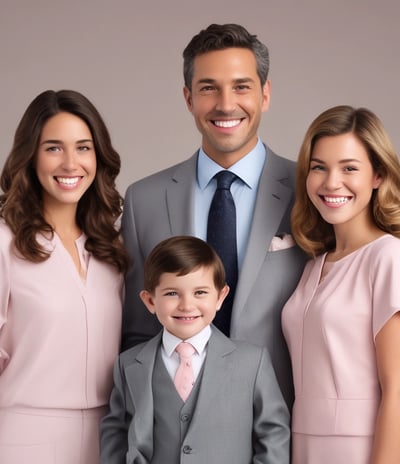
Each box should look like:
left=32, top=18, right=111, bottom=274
left=100, top=327, right=290, bottom=464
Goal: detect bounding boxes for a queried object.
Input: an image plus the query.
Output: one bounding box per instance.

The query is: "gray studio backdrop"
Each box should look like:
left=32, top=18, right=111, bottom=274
left=1, top=0, right=399, bottom=195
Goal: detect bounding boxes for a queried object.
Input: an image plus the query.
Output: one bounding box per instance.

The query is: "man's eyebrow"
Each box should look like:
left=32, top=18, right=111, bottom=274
left=195, top=77, right=256, bottom=85
left=195, top=78, right=217, bottom=85
left=233, top=77, right=256, bottom=84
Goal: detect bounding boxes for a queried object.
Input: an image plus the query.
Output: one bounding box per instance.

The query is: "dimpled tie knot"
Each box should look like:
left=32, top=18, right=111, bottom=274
left=207, top=170, right=238, bottom=336
left=174, top=342, right=196, bottom=401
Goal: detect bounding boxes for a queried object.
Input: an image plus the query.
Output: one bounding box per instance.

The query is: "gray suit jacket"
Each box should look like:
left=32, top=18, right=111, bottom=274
left=121, top=146, right=306, bottom=406
left=100, top=327, right=290, bottom=464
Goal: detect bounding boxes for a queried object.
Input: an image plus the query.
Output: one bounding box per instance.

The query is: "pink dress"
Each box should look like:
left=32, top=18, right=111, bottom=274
left=282, top=234, right=400, bottom=464
left=0, top=221, right=123, bottom=463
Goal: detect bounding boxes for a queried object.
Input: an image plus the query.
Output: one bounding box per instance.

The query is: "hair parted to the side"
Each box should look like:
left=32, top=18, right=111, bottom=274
left=143, top=236, right=226, bottom=293
left=0, top=89, right=129, bottom=273
left=291, top=105, right=400, bottom=257
left=183, top=23, right=269, bottom=90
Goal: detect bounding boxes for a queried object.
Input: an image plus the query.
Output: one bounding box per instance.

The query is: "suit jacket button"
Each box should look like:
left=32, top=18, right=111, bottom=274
left=182, top=445, right=193, bottom=454
left=181, top=413, right=190, bottom=422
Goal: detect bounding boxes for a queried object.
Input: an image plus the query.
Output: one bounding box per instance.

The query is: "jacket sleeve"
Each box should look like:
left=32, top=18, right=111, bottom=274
left=120, top=183, right=162, bottom=351
left=100, top=357, right=131, bottom=464
left=252, top=348, right=291, bottom=464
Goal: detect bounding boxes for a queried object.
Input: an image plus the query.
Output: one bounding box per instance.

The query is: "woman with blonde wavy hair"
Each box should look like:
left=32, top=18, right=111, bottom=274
left=282, top=105, right=400, bottom=464
left=0, top=90, right=129, bottom=463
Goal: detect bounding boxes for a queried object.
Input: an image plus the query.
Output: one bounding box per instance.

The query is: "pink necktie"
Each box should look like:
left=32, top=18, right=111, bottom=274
left=174, top=342, right=195, bottom=401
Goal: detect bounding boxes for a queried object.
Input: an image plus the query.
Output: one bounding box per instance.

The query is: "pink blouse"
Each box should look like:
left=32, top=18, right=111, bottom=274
left=0, top=221, right=123, bottom=409
left=282, top=234, right=400, bottom=437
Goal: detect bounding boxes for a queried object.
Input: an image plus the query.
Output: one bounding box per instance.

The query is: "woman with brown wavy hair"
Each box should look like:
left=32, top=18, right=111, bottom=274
left=282, top=105, right=400, bottom=464
left=0, top=90, right=129, bottom=463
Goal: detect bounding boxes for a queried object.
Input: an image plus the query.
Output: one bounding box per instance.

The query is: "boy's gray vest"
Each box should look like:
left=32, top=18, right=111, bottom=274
left=151, top=348, right=203, bottom=463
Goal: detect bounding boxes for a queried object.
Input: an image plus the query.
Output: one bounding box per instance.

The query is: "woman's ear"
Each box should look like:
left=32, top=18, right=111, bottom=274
left=373, top=173, right=383, bottom=189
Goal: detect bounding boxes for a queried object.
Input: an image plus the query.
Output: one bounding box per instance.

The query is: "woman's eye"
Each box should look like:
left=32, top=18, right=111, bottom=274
left=46, top=146, right=60, bottom=152
left=310, top=164, right=324, bottom=171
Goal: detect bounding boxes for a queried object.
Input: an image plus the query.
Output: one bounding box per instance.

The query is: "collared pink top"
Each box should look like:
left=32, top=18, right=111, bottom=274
left=282, top=234, right=400, bottom=438
left=0, top=220, right=123, bottom=409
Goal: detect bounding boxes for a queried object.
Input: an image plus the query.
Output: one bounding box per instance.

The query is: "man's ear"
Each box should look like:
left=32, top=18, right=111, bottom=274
left=183, top=86, right=193, bottom=112
left=261, top=79, right=271, bottom=112
left=140, top=290, right=156, bottom=314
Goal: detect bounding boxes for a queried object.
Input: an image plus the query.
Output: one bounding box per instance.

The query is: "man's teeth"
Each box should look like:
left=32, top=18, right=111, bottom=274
left=324, top=196, right=349, bottom=204
left=214, top=119, right=241, bottom=128
left=57, top=177, right=80, bottom=185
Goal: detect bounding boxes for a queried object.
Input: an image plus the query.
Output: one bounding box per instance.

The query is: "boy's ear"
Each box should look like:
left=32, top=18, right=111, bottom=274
left=140, top=290, right=156, bottom=314
left=216, top=284, right=230, bottom=311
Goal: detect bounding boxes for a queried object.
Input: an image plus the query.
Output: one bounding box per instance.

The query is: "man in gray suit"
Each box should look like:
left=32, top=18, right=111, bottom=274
left=121, top=23, right=306, bottom=407
left=101, top=236, right=290, bottom=464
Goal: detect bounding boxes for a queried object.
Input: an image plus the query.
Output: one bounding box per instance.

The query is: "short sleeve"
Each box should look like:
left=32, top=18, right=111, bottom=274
left=371, top=236, right=400, bottom=339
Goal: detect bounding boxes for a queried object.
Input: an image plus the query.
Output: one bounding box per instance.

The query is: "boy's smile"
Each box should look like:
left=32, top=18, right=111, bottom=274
left=140, top=266, right=228, bottom=340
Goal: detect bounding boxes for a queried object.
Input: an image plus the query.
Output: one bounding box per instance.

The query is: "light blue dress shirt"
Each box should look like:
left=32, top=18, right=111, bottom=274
left=194, top=139, right=266, bottom=269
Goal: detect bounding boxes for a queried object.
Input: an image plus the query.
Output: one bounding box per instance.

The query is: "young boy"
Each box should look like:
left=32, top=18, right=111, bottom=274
left=100, top=236, right=290, bottom=464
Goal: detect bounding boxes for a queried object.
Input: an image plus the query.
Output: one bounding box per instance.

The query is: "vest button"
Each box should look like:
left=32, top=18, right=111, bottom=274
left=181, top=413, right=190, bottom=422
left=182, top=445, right=193, bottom=454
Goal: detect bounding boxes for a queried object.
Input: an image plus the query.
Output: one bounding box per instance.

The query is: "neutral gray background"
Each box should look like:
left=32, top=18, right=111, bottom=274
left=1, top=0, right=399, bottom=195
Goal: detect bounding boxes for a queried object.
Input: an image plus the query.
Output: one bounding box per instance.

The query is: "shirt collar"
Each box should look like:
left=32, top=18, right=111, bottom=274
left=162, top=325, right=212, bottom=357
left=197, top=138, right=266, bottom=190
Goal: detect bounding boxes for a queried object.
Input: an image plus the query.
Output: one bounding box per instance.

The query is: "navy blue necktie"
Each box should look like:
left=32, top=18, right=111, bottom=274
left=207, top=170, right=238, bottom=336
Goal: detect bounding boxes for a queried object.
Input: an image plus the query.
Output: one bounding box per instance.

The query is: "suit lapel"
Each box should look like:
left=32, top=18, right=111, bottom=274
left=166, top=153, right=198, bottom=236
left=189, top=328, right=236, bottom=424
left=232, top=148, right=294, bottom=323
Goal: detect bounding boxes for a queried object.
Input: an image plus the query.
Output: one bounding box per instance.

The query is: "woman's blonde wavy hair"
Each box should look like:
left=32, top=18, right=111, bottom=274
left=291, top=105, right=400, bottom=257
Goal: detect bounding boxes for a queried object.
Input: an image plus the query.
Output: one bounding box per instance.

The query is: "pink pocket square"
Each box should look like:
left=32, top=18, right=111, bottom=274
left=268, top=233, right=296, bottom=251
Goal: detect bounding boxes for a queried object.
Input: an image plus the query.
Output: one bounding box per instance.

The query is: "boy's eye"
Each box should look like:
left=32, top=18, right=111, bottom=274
left=164, top=291, right=177, bottom=296
left=195, top=290, right=207, bottom=295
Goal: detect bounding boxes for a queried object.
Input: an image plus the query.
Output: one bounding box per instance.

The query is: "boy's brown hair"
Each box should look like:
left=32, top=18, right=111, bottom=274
left=143, top=236, right=226, bottom=293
